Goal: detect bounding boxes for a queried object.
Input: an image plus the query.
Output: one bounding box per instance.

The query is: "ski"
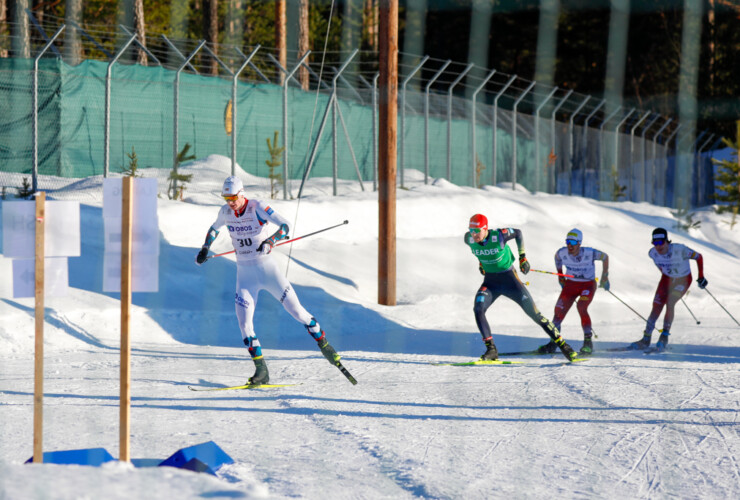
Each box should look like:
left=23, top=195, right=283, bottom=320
left=431, top=360, right=524, bottom=366
left=188, top=383, right=300, bottom=392
left=334, top=361, right=358, bottom=385
left=643, top=346, right=670, bottom=355
left=497, top=350, right=549, bottom=357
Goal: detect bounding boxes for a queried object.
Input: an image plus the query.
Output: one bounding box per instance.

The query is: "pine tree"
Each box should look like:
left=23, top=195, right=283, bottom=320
left=265, top=131, right=285, bottom=200
left=121, top=146, right=141, bottom=177
left=711, top=137, right=739, bottom=215
left=168, top=143, right=196, bottom=200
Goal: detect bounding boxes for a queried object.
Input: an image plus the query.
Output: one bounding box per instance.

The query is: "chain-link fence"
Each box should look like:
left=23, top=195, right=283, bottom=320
left=0, top=17, right=722, bottom=208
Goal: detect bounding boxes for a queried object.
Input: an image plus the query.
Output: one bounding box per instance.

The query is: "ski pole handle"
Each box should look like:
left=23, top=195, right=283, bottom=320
left=206, top=220, right=349, bottom=261
left=530, top=269, right=575, bottom=278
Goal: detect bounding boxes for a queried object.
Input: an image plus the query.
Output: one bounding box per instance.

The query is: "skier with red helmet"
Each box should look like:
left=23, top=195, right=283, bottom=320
left=465, top=214, right=578, bottom=362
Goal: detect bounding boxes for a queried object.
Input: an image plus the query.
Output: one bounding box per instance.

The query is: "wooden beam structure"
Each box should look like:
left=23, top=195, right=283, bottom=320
left=33, top=192, right=45, bottom=463
left=120, top=177, right=133, bottom=462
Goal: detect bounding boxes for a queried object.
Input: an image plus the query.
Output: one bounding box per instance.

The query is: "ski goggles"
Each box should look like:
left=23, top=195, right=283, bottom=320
left=652, top=238, right=667, bottom=246
left=469, top=227, right=484, bottom=234
left=566, top=239, right=580, bottom=246
left=222, top=194, right=240, bottom=202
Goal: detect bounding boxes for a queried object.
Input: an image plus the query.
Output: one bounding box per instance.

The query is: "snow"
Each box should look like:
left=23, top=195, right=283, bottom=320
left=1, top=155, right=739, bottom=499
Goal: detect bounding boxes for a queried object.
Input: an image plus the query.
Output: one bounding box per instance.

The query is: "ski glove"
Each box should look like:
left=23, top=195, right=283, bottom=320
left=696, top=276, right=708, bottom=289
left=479, top=262, right=485, bottom=276
left=558, top=276, right=566, bottom=288
left=257, top=240, right=273, bottom=255
left=519, top=254, right=530, bottom=274
left=600, top=276, right=610, bottom=291
left=195, top=246, right=209, bottom=265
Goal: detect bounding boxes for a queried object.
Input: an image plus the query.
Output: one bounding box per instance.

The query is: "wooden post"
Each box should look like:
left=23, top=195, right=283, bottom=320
left=378, top=0, right=398, bottom=306
left=33, top=192, right=45, bottom=463
left=120, top=177, right=133, bottom=462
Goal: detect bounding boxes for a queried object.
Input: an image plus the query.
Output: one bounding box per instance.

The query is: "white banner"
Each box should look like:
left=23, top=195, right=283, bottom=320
left=1, top=200, right=81, bottom=258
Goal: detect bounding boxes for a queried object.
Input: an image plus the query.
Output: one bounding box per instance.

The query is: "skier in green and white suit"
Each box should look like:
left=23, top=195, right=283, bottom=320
left=466, top=214, right=577, bottom=362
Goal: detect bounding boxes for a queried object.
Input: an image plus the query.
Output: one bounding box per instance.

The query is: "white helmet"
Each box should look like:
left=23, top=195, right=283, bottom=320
left=566, top=228, right=583, bottom=243
left=222, top=176, right=243, bottom=197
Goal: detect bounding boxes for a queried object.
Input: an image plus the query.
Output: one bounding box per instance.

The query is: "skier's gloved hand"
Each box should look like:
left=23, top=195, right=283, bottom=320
left=558, top=276, right=566, bottom=288
left=519, top=254, right=530, bottom=274
left=257, top=240, right=273, bottom=255
left=600, top=276, right=610, bottom=291
left=195, top=246, right=209, bottom=265
left=697, top=276, right=708, bottom=289
left=478, top=263, right=485, bottom=276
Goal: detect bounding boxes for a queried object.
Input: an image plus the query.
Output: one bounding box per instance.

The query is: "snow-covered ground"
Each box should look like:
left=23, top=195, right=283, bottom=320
left=1, top=155, right=739, bottom=499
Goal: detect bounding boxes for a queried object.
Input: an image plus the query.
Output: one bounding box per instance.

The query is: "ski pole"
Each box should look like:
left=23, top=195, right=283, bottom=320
left=703, top=287, right=740, bottom=327
left=681, top=297, right=700, bottom=325
left=206, top=220, right=349, bottom=261
left=606, top=289, right=648, bottom=322
left=530, top=269, right=575, bottom=278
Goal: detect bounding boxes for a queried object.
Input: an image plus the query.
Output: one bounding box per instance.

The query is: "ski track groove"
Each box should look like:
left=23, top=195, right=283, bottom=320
left=707, top=413, right=740, bottom=485
left=275, top=395, right=436, bottom=499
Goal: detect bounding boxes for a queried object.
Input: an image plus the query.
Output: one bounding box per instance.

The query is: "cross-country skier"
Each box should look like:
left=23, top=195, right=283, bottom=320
left=465, top=214, right=577, bottom=362
left=538, top=228, right=609, bottom=356
left=628, top=227, right=707, bottom=352
left=195, top=176, right=342, bottom=384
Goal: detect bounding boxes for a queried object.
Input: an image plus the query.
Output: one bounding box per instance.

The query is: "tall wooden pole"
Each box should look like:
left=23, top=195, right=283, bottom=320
left=276, top=0, right=287, bottom=85
left=378, top=0, right=397, bottom=305
left=120, top=177, right=133, bottom=462
left=33, top=192, right=45, bottom=463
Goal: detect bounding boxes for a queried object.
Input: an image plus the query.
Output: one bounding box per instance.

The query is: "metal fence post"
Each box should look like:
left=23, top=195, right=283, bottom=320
left=638, top=114, right=661, bottom=202
left=650, top=118, right=672, bottom=204
left=426, top=60, right=451, bottom=185
left=663, top=124, right=682, bottom=206
left=534, top=87, right=559, bottom=193
left=628, top=111, right=651, bottom=201
left=511, top=81, right=535, bottom=189
left=400, top=56, right=429, bottom=188
left=549, top=89, right=573, bottom=193
left=331, top=50, right=358, bottom=196
left=104, top=33, right=137, bottom=178
left=598, top=105, right=622, bottom=200
left=32, top=25, right=65, bottom=192
left=582, top=99, right=605, bottom=196
left=613, top=108, right=636, bottom=195
left=232, top=46, right=261, bottom=178
left=447, top=63, right=474, bottom=181
left=567, top=95, right=590, bottom=195
left=470, top=68, right=497, bottom=188
left=492, top=75, right=517, bottom=186
left=172, top=40, right=206, bottom=194
left=269, top=49, right=310, bottom=199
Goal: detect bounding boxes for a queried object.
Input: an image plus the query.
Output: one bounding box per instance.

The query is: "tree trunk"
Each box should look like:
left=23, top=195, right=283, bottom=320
left=276, top=0, right=286, bottom=84
left=32, top=0, right=42, bottom=24
left=298, top=0, right=309, bottom=90
left=10, top=0, right=31, bottom=59
left=204, top=0, right=219, bottom=75
left=134, top=0, right=148, bottom=65
left=363, top=0, right=378, bottom=52
left=0, top=0, right=8, bottom=58
left=63, top=0, right=82, bottom=65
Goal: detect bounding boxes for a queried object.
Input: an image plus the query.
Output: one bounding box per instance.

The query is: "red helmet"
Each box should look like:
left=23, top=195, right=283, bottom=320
left=469, top=214, right=488, bottom=232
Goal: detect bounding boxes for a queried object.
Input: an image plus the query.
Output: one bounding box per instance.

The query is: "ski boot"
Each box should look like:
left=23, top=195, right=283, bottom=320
left=554, top=336, right=578, bottom=361
left=580, top=338, right=593, bottom=356
left=480, top=339, right=498, bottom=361
left=537, top=340, right=558, bottom=354
left=629, top=332, right=651, bottom=350
left=248, top=357, right=269, bottom=385
left=318, top=336, right=341, bottom=365
left=654, top=332, right=670, bottom=352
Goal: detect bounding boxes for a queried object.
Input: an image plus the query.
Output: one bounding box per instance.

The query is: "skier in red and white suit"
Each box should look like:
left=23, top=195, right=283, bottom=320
left=540, top=228, right=609, bottom=356
left=195, top=176, right=342, bottom=384
left=628, top=227, right=707, bottom=352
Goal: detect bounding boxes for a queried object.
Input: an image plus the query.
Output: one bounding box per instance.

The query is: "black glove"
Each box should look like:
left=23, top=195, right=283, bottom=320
left=257, top=240, right=273, bottom=255
left=195, top=246, right=209, bottom=265
left=478, top=262, right=486, bottom=276
left=519, top=254, right=530, bottom=274
left=697, top=276, right=708, bottom=289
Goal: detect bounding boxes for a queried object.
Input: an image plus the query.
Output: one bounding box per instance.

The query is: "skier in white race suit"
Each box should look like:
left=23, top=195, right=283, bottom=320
left=195, top=176, right=342, bottom=385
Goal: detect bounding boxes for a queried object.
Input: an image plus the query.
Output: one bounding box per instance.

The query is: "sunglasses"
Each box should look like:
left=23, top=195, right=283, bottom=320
left=566, top=239, right=579, bottom=246
left=223, top=194, right=240, bottom=202
left=469, top=228, right=484, bottom=234
left=652, top=239, right=666, bottom=246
